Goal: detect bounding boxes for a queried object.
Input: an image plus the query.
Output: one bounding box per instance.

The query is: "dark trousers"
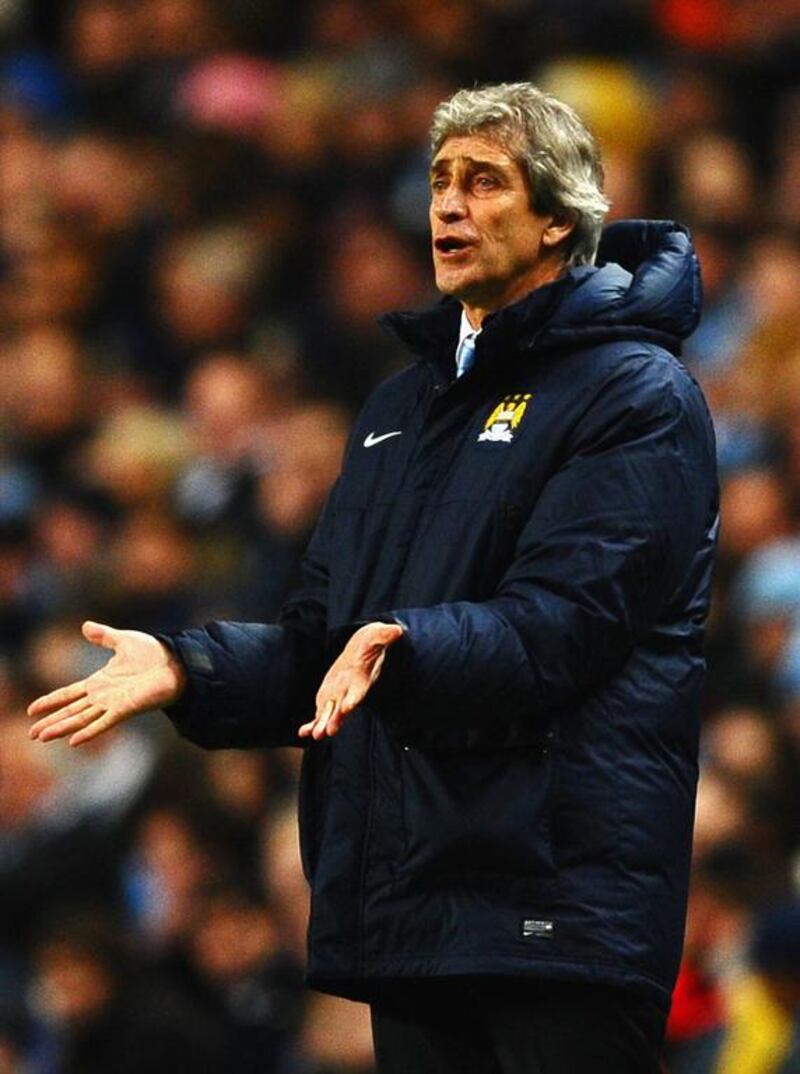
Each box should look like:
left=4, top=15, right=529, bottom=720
left=370, top=978, right=667, bottom=1074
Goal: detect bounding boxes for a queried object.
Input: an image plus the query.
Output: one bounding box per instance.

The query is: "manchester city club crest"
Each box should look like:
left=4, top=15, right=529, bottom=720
left=478, top=393, right=532, bottom=443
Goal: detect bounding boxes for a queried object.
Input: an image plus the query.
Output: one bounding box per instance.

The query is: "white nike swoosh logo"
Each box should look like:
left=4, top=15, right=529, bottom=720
left=363, top=430, right=402, bottom=448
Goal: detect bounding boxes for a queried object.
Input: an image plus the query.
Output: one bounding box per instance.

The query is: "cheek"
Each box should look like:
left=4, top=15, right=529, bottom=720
left=501, top=225, right=541, bottom=269
left=484, top=228, right=518, bottom=269
left=486, top=211, right=522, bottom=248
left=476, top=219, right=506, bottom=256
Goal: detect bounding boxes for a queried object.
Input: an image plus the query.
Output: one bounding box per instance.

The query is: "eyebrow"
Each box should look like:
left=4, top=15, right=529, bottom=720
left=429, top=155, right=510, bottom=176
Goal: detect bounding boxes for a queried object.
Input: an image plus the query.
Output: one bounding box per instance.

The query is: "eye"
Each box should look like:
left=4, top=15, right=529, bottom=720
left=474, top=174, right=498, bottom=192
left=430, top=176, right=448, bottom=194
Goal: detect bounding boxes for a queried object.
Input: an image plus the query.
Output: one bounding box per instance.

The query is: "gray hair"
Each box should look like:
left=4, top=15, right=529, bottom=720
left=430, top=82, right=610, bottom=267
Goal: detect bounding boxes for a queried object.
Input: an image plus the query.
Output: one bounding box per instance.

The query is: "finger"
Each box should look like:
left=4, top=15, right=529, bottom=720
left=298, top=698, right=335, bottom=739
left=325, top=683, right=368, bottom=736
left=336, top=682, right=366, bottom=719
left=82, top=621, right=120, bottom=650
left=313, top=698, right=339, bottom=740
left=38, top=706, right=105, bottom=743
left=69, top=710, right=123, bottom=747
left=298, top=715, right=320, bottom=737
left=27, top=681, right=87, bottom=720
left=29, top=696, right=94, bottom=739
left=324, top=706, right=349, bottom=737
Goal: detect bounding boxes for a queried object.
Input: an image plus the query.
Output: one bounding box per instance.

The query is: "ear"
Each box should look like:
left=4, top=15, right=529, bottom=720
left=541, top=210, right=577, bottom=250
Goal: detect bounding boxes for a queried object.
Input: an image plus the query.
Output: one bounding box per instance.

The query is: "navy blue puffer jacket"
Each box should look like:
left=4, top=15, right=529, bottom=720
left=167, top=221, right=718, bottom=1009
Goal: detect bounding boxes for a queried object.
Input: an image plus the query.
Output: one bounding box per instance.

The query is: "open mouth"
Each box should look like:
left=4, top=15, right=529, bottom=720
left=435, top=237, right=473, bottom=254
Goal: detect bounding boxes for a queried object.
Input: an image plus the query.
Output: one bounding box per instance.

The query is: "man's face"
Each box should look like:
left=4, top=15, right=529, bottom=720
left=429, top=133, right=564, bottom=320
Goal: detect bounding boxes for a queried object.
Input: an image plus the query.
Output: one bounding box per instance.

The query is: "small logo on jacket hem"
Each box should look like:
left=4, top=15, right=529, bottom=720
left=522, top=919, right=554, bottom=939
left=478, top=394, right=532, bottom=443
left=364, top=430, right=402, bottom=448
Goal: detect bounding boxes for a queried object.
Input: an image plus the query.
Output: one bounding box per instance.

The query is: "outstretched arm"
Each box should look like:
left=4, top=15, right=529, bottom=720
left=28, top=621, right=187, bottom=746
left=29, top=479, right=340, bottom=751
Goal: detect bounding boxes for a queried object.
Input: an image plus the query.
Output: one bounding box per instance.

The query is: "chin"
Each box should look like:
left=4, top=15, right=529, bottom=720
left=434, top=271, right=476, bottom=300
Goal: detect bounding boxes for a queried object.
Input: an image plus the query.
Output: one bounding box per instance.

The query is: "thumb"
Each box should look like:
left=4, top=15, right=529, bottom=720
left=82, top=621, right=120, bottom=651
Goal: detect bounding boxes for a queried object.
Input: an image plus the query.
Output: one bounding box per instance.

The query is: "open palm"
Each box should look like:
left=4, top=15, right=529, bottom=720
left=28, top=621, right=186, bottom=747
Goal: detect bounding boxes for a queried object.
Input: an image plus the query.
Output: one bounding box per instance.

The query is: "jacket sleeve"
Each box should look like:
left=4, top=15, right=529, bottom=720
left=162, top=480, right=338, bottom=749
left=370, top=362, right=718, bottom=737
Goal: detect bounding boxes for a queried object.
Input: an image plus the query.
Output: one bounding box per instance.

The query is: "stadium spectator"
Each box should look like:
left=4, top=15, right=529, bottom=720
left=28, top=909, right=223, bottom=1074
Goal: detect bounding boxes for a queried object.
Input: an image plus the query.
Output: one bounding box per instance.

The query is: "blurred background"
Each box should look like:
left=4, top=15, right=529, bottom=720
left=0, top=1, right=798, bottom=1071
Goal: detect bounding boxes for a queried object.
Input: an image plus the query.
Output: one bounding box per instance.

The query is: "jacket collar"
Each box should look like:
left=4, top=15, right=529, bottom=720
left=378, top=268, right=583, bottom=375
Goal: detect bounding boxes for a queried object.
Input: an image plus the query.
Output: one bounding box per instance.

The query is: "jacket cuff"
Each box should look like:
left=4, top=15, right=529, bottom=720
left=154, top=632, right=230, bottom=747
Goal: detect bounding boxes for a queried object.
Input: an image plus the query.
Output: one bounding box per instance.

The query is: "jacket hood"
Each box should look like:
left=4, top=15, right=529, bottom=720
left=381, top=220, right=702, bottom=364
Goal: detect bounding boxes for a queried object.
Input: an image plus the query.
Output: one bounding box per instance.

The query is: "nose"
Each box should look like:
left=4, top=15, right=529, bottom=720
left=433, top=183, right=467, bottom=221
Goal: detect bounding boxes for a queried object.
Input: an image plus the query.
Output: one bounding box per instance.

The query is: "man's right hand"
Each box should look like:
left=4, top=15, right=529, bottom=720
left=27, top=621, right=187, bottom=747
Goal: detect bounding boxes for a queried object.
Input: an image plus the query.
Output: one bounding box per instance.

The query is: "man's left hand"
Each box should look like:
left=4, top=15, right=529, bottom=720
left=299, top=622, right=404, bottom=741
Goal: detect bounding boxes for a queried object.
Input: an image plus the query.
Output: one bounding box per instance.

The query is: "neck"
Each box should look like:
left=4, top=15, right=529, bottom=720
left=461, top=258, right=567, bottom=329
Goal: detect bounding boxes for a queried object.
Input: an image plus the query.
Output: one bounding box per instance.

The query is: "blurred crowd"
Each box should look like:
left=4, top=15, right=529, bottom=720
left=0, top=0, right=798, bottom=1071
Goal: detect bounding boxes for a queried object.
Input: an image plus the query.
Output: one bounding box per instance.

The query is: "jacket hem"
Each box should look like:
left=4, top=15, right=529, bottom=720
left=308, top=952, right=673, bottom=1010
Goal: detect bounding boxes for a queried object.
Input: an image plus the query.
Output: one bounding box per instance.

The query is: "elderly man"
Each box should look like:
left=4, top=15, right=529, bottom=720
left=29, top=83, right=718, bottom=1073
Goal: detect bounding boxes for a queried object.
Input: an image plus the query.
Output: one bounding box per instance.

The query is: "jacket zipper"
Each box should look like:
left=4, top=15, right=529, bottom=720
left=356, top=710, right=378, bottom=976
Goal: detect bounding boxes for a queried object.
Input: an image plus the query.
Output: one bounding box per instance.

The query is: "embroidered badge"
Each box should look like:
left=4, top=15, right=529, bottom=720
left=478, top=393, right=532, bottom=444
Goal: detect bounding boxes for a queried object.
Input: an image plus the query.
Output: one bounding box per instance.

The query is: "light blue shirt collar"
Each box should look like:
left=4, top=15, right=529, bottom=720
left=455, top=309, right=481, bottom=377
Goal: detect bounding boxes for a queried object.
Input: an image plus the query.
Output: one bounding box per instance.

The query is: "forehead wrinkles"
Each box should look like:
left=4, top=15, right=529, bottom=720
left=434, top=125, right=526, bottom=164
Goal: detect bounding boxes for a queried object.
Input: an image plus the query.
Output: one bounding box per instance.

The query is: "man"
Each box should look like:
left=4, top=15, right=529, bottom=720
left=29, top=83, right=718, bottom=1072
